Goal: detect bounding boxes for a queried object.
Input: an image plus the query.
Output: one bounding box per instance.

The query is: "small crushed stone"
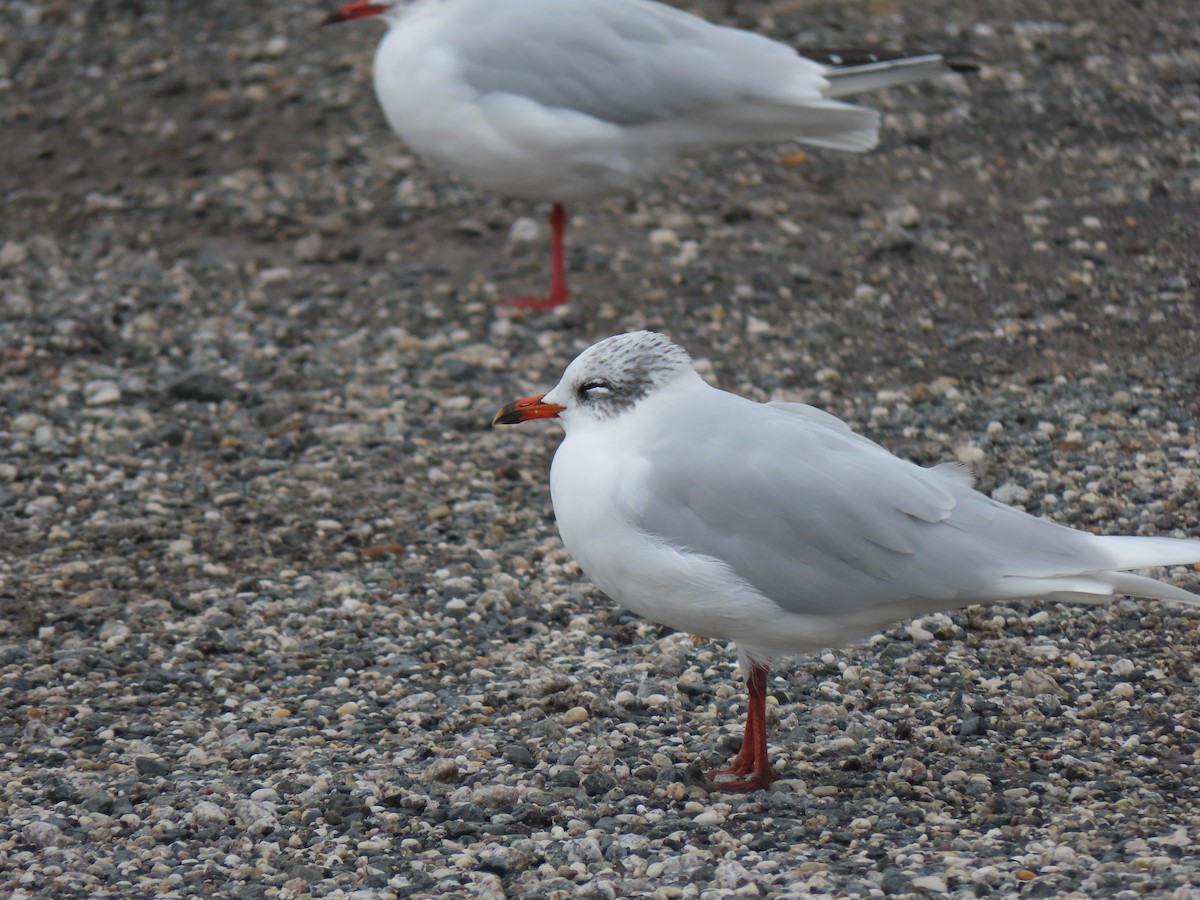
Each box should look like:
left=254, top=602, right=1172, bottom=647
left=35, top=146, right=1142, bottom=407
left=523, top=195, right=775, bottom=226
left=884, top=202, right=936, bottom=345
left=2, top=0, right=1199, bottom=897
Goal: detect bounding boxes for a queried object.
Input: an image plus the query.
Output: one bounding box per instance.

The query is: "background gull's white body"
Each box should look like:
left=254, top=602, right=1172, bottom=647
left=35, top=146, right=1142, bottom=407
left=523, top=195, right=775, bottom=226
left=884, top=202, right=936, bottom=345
left=329, top=0, right=952, bottom=305
left=369, top=0, right=910, bottom=202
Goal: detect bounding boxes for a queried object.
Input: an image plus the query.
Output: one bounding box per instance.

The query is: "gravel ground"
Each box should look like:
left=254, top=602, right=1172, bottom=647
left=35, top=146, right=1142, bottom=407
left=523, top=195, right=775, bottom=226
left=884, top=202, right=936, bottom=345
left=3, top=0, right=1200, bottom=896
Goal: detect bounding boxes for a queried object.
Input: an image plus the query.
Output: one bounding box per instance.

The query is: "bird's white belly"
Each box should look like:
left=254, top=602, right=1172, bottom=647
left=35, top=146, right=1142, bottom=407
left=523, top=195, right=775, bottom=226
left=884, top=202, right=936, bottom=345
left=373, top=24, right=659, bottom=201
left=549, top=436, right=863, bottom=659
left=558, top=500, right=753, bottom=641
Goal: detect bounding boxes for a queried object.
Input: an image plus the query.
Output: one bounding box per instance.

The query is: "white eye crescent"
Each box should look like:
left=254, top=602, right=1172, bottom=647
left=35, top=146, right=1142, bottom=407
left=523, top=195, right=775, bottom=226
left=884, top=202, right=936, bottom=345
left=579, top=380, right=612, bottom=398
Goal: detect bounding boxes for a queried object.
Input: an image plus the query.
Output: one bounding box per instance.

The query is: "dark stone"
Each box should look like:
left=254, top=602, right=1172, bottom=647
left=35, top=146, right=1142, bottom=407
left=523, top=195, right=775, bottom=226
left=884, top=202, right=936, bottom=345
left=515, top=804, right=557, bottom=827
left=135, top=756, right=171, bottom=778
left=445, top=819, right=478, bottom=838
left=505, top=745, right=535, bottom=768
left=157, top=424, right=185, bottom=446
left=654, top=767, right=684, bottom=785
left=582, top=771, right=618, bottom=797
left=958, top=714, right=987, bottom=737
left=167, top=371, right=235, bottom=402
left=448, top=802, right=487, bottom=822
left=880, top=868, right=911, bottom=894
left=440, top=359, right=478, bottom=383
left=551, top=768, right=580, bottom=788
left=81, top=792, right=117, bottom=813
left=478, top=852, right=509, bottom=875
left=189, top=427, right=214, bottom=448
left=529, top=719, right=566, bottom=740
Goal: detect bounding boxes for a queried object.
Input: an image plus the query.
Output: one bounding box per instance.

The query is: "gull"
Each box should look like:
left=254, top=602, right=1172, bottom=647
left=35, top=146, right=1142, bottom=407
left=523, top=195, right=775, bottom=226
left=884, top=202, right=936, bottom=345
left=494, top=331, right=1200, bottom=791
left=322, top=0, right=955, bottom=308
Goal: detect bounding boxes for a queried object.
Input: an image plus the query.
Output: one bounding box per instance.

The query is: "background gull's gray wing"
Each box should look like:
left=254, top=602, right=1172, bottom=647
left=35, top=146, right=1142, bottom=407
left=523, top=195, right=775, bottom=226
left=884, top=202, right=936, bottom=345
left=449, top=0, right=876, bottom=147
left=630, top=391, right=1126, bottom=618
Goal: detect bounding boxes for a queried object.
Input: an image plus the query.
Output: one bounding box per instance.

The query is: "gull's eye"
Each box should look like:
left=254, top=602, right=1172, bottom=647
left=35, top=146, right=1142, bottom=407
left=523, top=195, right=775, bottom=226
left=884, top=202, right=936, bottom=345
left=578, top=379, right=612, bottom=400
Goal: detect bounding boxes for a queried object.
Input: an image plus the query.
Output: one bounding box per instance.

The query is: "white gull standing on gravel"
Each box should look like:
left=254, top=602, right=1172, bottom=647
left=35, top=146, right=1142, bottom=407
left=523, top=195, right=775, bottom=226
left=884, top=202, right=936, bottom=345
left=495, top=331, right=1200, bottom=791
left=323, top=0, right=953, bottom=307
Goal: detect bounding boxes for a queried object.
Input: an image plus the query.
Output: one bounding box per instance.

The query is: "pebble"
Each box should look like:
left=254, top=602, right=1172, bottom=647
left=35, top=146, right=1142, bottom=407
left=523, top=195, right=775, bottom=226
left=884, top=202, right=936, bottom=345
left=955, top=444, right=986, bottom=467
left=562, top=706, right=589, bottom=725
left=992, top=482, right=1032, bottom=505
left=507, top=217, right=540, bottom=245
left=294, top=233, right=323, bottom=261
left=193, top=801, right=229, bottom=827
left=912, top=875, right=948, bottom=892
left=0, top=240, right=29, bottom=267
left=23, top=821, right=71, bottom=848
left=134, top=756, right=171, bottom=778
left=84, top=380, right=122, bottom=406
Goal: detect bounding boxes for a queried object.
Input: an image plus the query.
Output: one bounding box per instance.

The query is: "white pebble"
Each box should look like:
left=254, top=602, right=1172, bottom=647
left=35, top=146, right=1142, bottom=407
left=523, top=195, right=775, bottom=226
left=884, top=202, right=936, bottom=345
left=913, top=875, right=948, bottom=892
left=0, top=240, right=29, bottom=267
left=507, top=217, right=540, bottom=245
left=955, top=444, right=985, bottom=466
left=84, top=380, right=121, bottom=406
left=23, top=821, right=70, bottom=848
left=192, top=800, right=228, bottom=827
left=906, top=624, right=934, bottom=642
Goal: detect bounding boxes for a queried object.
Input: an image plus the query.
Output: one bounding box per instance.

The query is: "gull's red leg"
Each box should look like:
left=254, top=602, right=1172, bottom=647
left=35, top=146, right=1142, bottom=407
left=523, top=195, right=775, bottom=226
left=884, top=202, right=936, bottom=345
left=546, top=202, right=569, bottom=305
left=708, top=679, right=760, bottom=777
left=705, top=658, right=779, bottom=792
left=500, top=203, right=570, bottom=310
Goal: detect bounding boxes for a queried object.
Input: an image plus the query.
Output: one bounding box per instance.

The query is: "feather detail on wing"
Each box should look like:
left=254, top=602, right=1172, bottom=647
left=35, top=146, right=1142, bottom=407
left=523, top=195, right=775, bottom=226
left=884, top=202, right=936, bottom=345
left=448, top=0, right=882, bottom=150
left=632, top=388, right=1200, bottom=617
left=453, top=0, right=819, bottom=122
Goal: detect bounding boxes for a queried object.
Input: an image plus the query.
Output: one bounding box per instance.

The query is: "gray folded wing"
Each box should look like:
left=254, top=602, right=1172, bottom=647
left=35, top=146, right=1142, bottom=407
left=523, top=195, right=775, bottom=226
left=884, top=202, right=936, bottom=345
left=451, top=0, right=835, bottom=126
left=633, top=394, right=1112, bottom=617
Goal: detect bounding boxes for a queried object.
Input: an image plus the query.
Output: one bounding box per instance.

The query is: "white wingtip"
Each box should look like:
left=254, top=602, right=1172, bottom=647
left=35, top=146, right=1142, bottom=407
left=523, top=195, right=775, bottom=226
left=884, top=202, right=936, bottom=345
left=1098, top=535, right=1200, bottom=572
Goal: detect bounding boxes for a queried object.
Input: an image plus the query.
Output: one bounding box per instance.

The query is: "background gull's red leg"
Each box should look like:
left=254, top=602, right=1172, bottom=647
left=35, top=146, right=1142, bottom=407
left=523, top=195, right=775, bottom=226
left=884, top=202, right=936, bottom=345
left=500, top=203, right=570, bottom=310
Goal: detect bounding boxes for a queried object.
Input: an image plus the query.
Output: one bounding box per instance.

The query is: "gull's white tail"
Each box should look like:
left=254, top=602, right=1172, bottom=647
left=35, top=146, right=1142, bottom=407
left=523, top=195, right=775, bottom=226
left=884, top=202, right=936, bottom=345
left=1098, top=534, right=1200, bottom=571
left=1001, top=535, right=1200, bottom=606
left=1095, top=535, right=1200, bottom=604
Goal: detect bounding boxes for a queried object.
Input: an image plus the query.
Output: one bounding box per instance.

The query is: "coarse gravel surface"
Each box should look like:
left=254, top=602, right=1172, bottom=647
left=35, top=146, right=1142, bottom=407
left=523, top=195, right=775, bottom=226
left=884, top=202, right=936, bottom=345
left=2, top=0, right=1200, bottom=897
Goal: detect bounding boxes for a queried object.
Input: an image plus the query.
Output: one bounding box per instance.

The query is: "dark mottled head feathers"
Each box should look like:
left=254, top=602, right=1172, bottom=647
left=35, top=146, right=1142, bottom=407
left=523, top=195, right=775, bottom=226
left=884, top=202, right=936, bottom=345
left=548, top=331, right=694, bottom=420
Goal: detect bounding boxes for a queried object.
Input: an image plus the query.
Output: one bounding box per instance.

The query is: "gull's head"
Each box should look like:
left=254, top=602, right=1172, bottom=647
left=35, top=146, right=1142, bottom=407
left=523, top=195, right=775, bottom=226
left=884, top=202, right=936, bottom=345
left=494, top=331, right=694, bottom=429
left=321, top=0, right=402, bottom=25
